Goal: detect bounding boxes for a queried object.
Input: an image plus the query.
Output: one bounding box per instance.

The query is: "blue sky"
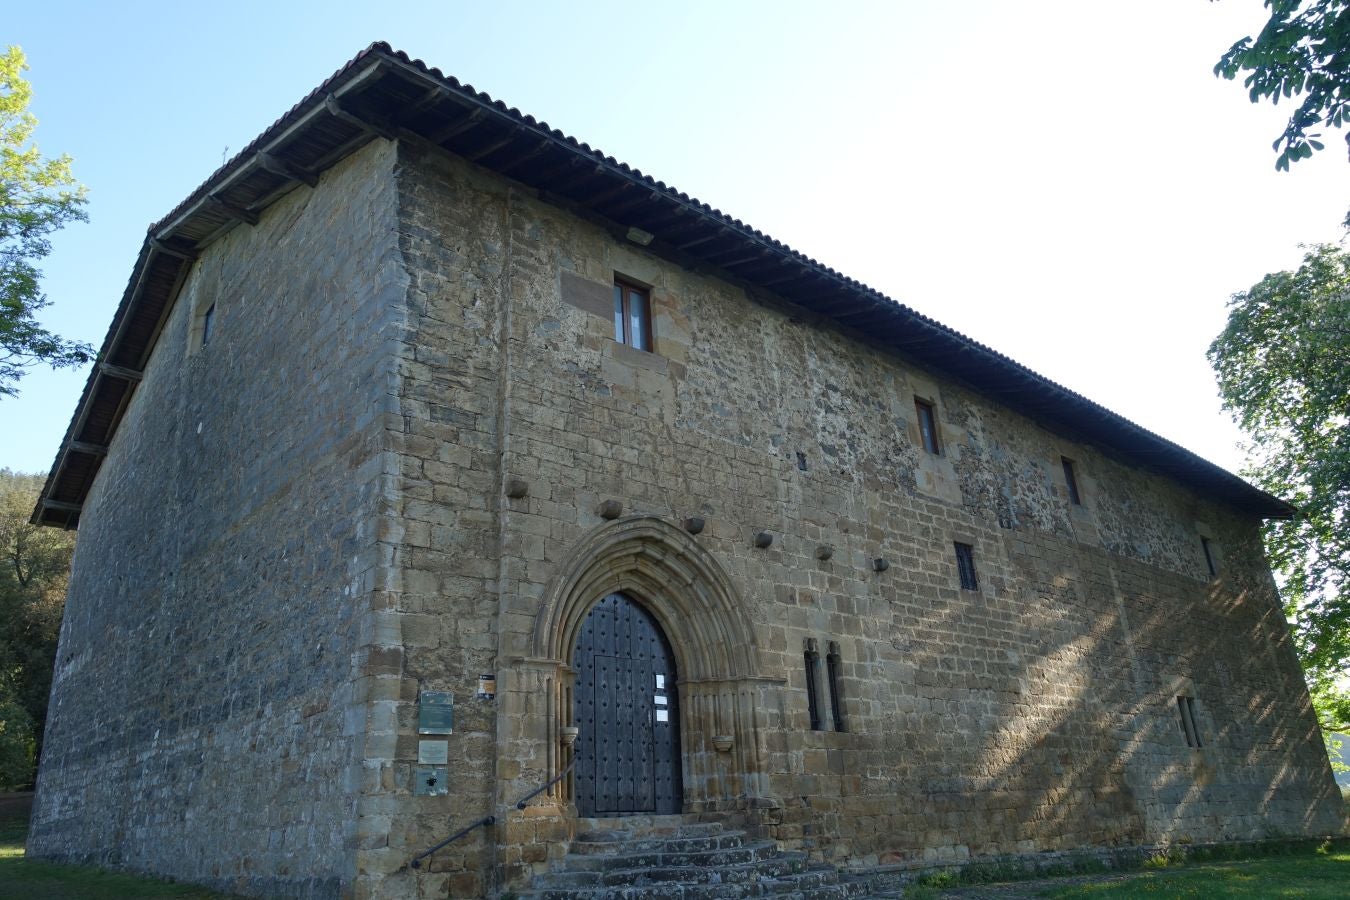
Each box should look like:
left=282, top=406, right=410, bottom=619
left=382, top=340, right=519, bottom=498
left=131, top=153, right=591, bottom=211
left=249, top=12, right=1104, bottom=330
left=3, top=1, right=1347, bottom=478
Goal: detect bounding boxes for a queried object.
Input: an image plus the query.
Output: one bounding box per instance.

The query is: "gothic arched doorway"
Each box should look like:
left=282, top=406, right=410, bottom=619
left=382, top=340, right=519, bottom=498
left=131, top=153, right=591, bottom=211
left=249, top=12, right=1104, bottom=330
left=571, top=593, right=682, bottom=816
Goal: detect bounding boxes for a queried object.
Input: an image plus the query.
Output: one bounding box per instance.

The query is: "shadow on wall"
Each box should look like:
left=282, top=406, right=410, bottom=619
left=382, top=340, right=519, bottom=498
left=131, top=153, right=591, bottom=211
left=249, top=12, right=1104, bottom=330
left=790, top=525, right=1342, bottom=867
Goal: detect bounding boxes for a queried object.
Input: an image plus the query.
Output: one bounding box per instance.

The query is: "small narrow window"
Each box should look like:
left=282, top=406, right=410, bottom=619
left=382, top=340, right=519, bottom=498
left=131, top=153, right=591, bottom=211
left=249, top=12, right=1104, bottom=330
left=804, top=639, right=823, bottom=731
left=1201, top=537, right=1218, bottom=578
left=915, top=398, right=940, bottom=454
left=613, top=278, right=652, bottom=351
left=201, top=303, right=216, bottom=347
left=1177, top=696, right=1202, bottom=748
left=1062, top=457, right=1081, bottom=505
left=955, top=542, right=978, bottom=591
left=826, top=641, right=846, bottom=733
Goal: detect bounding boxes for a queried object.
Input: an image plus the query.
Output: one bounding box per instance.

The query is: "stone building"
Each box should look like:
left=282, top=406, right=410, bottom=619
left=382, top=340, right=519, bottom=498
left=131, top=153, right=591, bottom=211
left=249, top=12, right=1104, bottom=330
left=27, top=44, right=1342, bottom=899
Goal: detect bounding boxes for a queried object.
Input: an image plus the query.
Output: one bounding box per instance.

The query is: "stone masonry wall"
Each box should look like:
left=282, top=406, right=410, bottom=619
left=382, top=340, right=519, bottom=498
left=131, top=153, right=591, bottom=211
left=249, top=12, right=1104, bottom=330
left=28, top=140, right=407, bottom=899
left=381, top=140, right=1341, bottom=896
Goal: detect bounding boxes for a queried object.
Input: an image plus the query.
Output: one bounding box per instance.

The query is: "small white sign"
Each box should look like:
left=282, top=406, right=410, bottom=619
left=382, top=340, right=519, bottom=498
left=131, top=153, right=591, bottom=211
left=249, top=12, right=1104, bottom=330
left=419, top=740, right=449, bottom=764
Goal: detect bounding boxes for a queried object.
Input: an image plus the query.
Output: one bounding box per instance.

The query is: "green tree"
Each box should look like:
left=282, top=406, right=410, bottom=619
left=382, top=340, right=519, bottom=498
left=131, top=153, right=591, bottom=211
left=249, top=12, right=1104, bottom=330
left=1209, top=244, right=1350, bottom=734
left=0, top=470, right=74, bottom=789
left=1, top=45, right=91, bottom=398
left=1215, top=1, right=1350, bottom=172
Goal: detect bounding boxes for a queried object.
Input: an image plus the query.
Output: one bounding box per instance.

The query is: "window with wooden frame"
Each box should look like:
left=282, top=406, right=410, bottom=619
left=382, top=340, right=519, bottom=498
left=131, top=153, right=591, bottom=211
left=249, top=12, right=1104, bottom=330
left=954, top=542, right=978, bottom=591
left=826, top=641, right=846, bottom=733
left=915, top=398, right=940, bottom=454
left=1177, top=696, right=1202, bottom=748
left=804, top=639, right=823, bottom=731
left=1061, top=456, right=1082, bottom=505
left=1201, top=537, right=1218, bottom=578
left=613, top=277, right=652, bottom=351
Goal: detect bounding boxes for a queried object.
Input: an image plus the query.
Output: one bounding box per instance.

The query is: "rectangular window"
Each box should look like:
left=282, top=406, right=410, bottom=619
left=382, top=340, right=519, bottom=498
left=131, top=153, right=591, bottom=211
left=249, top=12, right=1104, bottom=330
left=1177, top=696, right=1202, bottom=748
left=826, top=641, right=846, bottom=733
left=954, top=542, right=978, bottom=591
left=1062, top=457, right=1081, bottom=505
left=915, top=398, right=940, bottom=454
left=1201, top=537, right=1218, bottom=578
left=804, top=641, right=823, bottom=731
left=613, top=278, right=652, bottom=351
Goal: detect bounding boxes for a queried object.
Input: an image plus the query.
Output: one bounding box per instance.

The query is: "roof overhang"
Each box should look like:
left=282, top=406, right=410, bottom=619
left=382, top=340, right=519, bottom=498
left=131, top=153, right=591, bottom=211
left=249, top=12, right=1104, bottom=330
left=31, top=42, right=1295, bottom=527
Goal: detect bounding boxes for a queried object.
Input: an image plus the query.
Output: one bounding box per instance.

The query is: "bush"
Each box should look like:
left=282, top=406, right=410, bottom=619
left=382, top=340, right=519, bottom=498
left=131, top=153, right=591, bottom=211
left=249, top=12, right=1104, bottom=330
left=0, top=697, right=35, bottom=791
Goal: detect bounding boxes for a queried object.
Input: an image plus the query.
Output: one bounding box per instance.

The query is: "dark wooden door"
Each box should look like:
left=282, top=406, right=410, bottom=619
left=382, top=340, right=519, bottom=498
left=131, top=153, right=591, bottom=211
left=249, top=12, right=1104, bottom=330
left=572, top=593, right=682, bottom=816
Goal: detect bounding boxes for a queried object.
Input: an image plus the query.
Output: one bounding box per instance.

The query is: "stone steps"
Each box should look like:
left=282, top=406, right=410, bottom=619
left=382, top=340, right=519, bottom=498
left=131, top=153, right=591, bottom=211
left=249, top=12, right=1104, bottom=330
left=520, top=820, right=877, bottom=900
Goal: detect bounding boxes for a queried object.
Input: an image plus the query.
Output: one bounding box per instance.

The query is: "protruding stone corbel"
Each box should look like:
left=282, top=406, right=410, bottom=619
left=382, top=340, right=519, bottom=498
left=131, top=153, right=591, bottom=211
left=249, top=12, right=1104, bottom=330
left=872, top=557, right=890, bottom=572
left=505, top=478, right=530, bottom=499
left=597, top=499, right=623, bottom=519
left=683, top=516, right=705, bottom=535
left=815, top=545, right=834, bottom=561
left=753, top=531, right=773, bottom=549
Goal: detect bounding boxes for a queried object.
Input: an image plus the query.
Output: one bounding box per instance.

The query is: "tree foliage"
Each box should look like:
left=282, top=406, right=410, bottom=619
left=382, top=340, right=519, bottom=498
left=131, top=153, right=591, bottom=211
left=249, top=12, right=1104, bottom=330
left=0, top=469, right=74, bottom=789
left=1209, top=244, right=1350, bottom=733
left=0, top=45, right=91, bottom=399
left=1214, top=1, right=1350, bottom=172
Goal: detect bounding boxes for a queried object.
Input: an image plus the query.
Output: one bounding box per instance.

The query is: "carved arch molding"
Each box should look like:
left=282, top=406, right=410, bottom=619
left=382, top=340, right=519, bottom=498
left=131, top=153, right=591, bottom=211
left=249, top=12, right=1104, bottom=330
left=523, top=516, right=780, bottom=814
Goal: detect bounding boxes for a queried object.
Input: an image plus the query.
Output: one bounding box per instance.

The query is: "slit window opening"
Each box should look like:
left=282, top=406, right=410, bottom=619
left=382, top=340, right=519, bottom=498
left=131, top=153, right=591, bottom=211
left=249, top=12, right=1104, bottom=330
left=1062, top=457, right=1081, bottom=505
left=201, top=303, right=215, bottom=347
left=1201, top=537, right=1218, bottom=578
left=804, top=642, right=823, bottom=731
left=826, top=642, right=846, bottom=733
left=955, top=542, right=978, bottom=591
left=1177, top=696, right=1202, bottom=748
left=915, top=398, right=940, bottom=454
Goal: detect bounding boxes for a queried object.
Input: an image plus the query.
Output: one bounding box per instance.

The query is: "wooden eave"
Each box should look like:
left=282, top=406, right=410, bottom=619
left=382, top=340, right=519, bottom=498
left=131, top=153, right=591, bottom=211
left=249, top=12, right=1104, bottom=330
left=31, top=42, right=1295, bottom=527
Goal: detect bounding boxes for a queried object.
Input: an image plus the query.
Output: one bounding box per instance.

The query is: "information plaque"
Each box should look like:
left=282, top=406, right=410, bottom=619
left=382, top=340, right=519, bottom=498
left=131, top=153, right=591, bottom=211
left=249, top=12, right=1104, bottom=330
left=418, top=691, right=454, bottom=734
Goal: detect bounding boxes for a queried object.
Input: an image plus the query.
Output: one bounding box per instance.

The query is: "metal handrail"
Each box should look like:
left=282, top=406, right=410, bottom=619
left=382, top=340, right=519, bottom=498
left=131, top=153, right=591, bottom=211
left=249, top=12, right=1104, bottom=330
left=515, top=759, right=576, bottom=810
left=410, top=815, right=494, bottom=869
left=408, top=758, right=577, bottom=870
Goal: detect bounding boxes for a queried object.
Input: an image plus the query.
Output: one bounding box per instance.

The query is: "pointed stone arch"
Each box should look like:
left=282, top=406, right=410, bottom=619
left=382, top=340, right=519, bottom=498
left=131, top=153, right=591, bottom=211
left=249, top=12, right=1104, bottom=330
left=515, top=516, right=780, bottom=815
left=532, top=516, right=758, bottom=681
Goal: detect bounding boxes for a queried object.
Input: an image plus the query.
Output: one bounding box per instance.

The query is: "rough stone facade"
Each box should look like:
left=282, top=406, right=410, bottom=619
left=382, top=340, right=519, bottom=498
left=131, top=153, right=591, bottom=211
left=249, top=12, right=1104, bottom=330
left=28, top=79, right=1343, bottom=900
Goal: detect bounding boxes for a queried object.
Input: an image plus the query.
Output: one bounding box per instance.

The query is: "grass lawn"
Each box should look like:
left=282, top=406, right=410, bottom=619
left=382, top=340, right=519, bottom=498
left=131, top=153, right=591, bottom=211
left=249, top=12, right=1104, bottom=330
left=0, top=813, right=241, bottom=900
left=1039, top=847, right=1350, bottom=897
left=902, top=839, right=1350, bottom=899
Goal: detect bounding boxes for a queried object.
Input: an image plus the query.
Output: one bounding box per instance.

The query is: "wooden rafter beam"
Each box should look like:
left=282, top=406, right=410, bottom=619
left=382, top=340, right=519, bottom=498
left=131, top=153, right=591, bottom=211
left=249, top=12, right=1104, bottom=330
left=585, top=180, right=634, bottom=208
left=256, top=152, right=319, bottom=188
left=41, top=499, right=83, bottom=513
left=324, top=94, right=397, bottom=141
left=67, top=441, right=109, bottom=457
left=496, top=139, right=552, bottom=173
left=205, top=194, right=259, bottom=226
left=148, top=238, right=198, bottom=262
left=675, top=228, right=729, bottom=251
left=99, top=362, right=144, bottom=382
left=462, top=129, right=520, bottom=163
left=550, top=163, right=605, bottom=195
left=427, top=108, right=485, bottom=143
left=398, top=85, right=449, bottom=121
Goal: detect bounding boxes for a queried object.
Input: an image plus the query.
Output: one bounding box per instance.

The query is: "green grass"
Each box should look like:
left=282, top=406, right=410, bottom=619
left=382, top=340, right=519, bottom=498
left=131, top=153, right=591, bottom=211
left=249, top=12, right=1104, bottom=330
left=900, top=839, right=1350, bottom=898
left=0, top=813, right=241, bottom=899
left=1040, top=845, right=1350, bottom=897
